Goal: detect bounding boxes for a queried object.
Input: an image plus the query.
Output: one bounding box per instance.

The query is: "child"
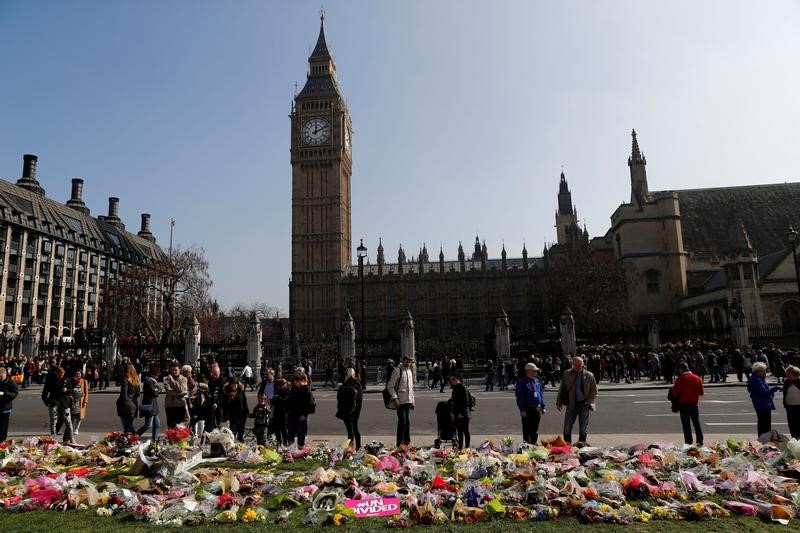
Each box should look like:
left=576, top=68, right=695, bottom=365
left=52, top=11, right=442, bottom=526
left=251, top=394, right=271, bottom=445
left=269, top=379, right=290, bottom=446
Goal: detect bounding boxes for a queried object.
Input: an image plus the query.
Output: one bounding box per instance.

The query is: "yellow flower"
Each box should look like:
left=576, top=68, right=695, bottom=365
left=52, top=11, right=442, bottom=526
left=241, top=508, right=257, bottom=523
left=332, top=513, right=347, bottom=526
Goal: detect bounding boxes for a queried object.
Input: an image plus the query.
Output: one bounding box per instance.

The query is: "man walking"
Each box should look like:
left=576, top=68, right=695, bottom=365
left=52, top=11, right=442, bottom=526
left=0, top=367, right=19, bottom=442
left=484, top=359, right=494, bottom=392
left=670, top=362, right=704, bottom=446
left=515, top=363, right=546, bottom=444
left=556, top=355, right=597, bottom=445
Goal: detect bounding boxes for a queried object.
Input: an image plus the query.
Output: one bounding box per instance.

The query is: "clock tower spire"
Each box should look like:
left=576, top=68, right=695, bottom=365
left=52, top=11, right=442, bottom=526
left=290, top=14, right=353, bottom=340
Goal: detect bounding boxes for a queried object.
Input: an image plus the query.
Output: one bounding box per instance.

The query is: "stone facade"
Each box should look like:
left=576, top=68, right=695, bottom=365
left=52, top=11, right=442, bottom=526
left=0, top=154, right=165, bottom=342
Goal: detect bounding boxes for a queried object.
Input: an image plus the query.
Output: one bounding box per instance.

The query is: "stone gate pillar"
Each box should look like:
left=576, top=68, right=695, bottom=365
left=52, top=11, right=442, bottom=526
left=400, top=310, right=416, bottom=361
left=648, top=319, right=661, bottom=350
left=104, top=330, right=118, bottom=364
left=729, top=299, right=750, bottom=350
left=494, top=308, right=511, bottom=360
left=340, top=309, right=356, bottom=366
left=247, top=315, right=263, bottom=377
left=559, top=306, right=577, bottom=356
left=184, top=316, right=201, bottom=367
left=21, top=317, right=41, bottom=359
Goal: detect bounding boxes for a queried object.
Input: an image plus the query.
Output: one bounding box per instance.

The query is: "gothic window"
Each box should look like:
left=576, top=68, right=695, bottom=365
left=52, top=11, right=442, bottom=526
left=645, top=269, right=660, bottom=294
left=782, top=301, right=800, bottom=332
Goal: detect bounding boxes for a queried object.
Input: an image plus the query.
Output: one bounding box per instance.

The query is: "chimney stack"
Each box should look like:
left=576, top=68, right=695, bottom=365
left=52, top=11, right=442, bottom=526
left=22, top=154, right=37, bottom=179
left=137, top=213, right=156, bottom=242
left=104, top=197, right=125, bottom=230
left=66, top=178, right=90, bottom=215
left=16, top=154, right=46, bottom=196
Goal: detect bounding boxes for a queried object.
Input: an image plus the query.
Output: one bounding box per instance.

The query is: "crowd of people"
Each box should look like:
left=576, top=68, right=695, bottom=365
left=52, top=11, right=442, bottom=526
left=0, top=339, right=799, bottom=451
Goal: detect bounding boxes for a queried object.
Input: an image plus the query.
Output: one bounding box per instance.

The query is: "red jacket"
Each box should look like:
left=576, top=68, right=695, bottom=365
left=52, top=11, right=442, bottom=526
left=671, top=371, right=704, bottom=404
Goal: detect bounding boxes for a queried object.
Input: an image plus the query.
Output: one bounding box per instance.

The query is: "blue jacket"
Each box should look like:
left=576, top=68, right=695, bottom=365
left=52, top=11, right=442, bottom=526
left=748, top=374, right=779, bottom=411
left=515, top=377, right=545, bottom=412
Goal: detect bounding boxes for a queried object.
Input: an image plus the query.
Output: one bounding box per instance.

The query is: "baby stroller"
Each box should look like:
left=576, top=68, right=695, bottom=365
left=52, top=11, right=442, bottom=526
left=434, top=400, right=458, bottom=448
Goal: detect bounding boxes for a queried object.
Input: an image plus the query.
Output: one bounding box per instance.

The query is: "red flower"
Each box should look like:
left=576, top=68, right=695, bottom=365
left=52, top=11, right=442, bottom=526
left=165, top=427, right=192, bottom=444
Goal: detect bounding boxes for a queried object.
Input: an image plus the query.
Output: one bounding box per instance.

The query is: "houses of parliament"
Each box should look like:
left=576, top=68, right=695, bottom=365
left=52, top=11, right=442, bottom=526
left=288, top=16, right=585, bottom=347
left=290, top=16, right=800, bottom=348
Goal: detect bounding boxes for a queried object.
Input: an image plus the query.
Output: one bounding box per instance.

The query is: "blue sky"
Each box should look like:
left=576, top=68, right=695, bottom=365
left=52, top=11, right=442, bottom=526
left=1, top=0, right=799, bottom=312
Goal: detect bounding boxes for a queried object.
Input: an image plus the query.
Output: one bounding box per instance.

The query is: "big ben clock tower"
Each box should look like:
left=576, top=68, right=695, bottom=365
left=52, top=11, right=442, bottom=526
left=290, top=13, right=353, bottom=341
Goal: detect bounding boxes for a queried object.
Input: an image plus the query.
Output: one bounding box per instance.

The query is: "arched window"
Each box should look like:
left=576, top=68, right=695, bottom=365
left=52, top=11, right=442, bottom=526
left=782, top=301, right=800, bottom=332
left=645, top=269, right=660, bottom=294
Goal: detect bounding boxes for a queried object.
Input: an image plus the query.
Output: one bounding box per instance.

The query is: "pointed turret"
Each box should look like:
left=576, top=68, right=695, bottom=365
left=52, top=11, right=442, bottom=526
left=628, top=129, right=649, bottom=209
left=377, top=237, right=385, bottom=275
left=297, top=12, right=340, bottom=98
left=557, top=171, right=573, bottom=216
left=501, top=243, right=507, bottom=271
left=522, top=243, right=529, bottom=270
left=458, top=241, right=465, bottom=272
left=439, top=245, right=445, bottom=273
left=481, top=241, right=488, bottom=270
left=472, top=235, right=482, bottom=261
left=398, top=244, right=406, bottom=275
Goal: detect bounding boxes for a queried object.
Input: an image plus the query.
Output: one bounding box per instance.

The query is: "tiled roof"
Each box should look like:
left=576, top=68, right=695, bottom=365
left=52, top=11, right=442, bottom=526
left=669, top=182, right=800, bottom=258
left=297, top=75, right=339, bottom=99
left=0, top=178, right=165, bottom=262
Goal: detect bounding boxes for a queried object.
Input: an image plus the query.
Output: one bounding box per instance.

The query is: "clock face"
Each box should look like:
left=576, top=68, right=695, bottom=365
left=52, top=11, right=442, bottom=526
left=302, top=117, right=330, bottom=145
left=344, top=126, right=351, bottom=152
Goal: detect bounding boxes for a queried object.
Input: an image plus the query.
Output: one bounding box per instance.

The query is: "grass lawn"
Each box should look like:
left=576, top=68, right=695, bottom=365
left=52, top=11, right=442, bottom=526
left=3, top=511, right=798, bottom=533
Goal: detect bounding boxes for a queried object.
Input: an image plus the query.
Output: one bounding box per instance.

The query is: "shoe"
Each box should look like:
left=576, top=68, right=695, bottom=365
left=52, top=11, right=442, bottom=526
left=74, top=430, right=79, bottom=436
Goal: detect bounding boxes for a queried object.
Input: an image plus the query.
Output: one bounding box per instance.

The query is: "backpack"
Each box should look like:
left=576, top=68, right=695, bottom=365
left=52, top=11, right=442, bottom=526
left=468, top=390, right=477, bottom=410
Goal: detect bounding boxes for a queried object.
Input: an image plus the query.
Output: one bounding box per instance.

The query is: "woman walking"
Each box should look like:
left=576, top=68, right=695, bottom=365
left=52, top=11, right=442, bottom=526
left=287, top=368, right=315, bottom=447
left=137, top=364, right=161, bottom=441
left=783, top=366, right=800, bottom=439
left=448, top=371, right=471, bottom=449
left=748, top=362, right=780, bottom=438
left=116, top=364, right=140, bottom=434
left=69, top=369, right=89, bottom=435
left=387, top=354, right=416, bottom=447
left=336, top=368, right=363, bottom=450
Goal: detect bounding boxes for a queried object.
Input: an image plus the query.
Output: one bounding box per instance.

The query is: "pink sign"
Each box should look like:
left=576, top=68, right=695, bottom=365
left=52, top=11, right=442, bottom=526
left=344, top=497, right=401, bottom=518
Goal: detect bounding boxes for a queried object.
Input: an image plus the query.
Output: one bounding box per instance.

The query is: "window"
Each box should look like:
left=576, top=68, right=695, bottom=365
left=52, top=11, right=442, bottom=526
left=645, top=269, right=660, bottom=294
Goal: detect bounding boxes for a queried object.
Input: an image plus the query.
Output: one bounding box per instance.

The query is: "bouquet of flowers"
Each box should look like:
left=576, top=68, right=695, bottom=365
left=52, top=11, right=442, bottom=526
left=102, top=432, right=140, bottom=455
left=164, top=428, right=192, bottom=448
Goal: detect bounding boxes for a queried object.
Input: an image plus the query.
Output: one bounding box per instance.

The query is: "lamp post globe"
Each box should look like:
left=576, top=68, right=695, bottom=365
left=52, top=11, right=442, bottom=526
left=356, top=239, right=368, bottom=388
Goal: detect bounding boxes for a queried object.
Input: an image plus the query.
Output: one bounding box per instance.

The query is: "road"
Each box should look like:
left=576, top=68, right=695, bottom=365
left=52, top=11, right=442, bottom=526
left=7, top=381, right=781, bottom=445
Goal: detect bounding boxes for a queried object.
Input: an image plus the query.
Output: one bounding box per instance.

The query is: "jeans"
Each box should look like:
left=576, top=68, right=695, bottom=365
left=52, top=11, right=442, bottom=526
left=287, top=414, right=308, bottom=447
left=71, top=415, right=82, bottom=434
left=454, top=416, right=470, bottom=449
left=230, top=417, right=246, bottom=442
left=57, top=406, right=74, bottom=442
left=120, top=415, right=136, bottom=434
left=521, top=405, right=542, bottom=444
left=678, top=403, right=703, bottom=445
left=563, top=401, right=590, bottom=443
left=396, top=403, right=412, bottom=447
left=485, top=375, right=494, bottom=392
left=756, top=409, right=772, bottom=438
left=0, top=412, right=10, bottom=441
left=138, top=414, right=161, bottom=441
left=343, top=416, right=361, bottom=449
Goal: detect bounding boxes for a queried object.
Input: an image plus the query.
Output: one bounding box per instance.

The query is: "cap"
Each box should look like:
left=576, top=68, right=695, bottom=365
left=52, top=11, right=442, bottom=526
left=525, top=363, right=540, bottom=372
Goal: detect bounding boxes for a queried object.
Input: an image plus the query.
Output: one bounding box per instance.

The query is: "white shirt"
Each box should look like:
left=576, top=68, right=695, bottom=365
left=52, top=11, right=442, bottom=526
left=785, top=382, right=800, bottom=406
left=240, top=365, right=253, bottom=379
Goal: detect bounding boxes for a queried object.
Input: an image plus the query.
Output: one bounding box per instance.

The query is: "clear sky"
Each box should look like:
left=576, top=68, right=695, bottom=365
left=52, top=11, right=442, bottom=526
left=1, top=0, right=799, bottom=312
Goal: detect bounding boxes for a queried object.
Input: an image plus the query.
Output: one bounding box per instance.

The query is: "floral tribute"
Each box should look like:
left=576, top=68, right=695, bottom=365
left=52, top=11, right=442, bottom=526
left=1, top=433, right=800, bottom=526
left=164, top=428, right=192, bottom=448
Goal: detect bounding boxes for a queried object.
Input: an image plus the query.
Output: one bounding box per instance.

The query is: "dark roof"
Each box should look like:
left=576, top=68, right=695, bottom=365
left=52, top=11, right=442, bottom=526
left=667, top=182, right=800, bottom=258
left=309, top=20, right=332, bottom=60
left=0, top=178, right=165, bottom=262
left=344, top=257, right=544, bottom=277
left=297, top=75, right=339, bottom=99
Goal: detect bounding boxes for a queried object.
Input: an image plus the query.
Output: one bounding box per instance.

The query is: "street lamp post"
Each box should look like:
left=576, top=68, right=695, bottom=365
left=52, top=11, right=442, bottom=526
left=357, top=239, right=368, bottom=389
left=788, top=226, right=800, bottom=297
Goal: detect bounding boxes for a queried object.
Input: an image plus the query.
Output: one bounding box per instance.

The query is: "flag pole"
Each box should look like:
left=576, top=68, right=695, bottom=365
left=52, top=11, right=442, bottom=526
left=169, top=218, right=174, bottom=259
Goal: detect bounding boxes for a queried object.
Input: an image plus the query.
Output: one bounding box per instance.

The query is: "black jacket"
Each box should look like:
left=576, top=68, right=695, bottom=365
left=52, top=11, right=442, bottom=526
left=450, top=382, right=471, bottom=419
left=269, top=389, right=290, bottom=429
left=116, top=379, right=140, bottom=418
left=223, top=384, right=249, bottom=421
left=336, top=378, right=363, bottom=420
left=0, top=376, right=18, bottom=413
left=288, top=382, right=315, bottom=417
left=42, top=372, right=71, bottom=409
left=141, top=375, right=161, bottom=416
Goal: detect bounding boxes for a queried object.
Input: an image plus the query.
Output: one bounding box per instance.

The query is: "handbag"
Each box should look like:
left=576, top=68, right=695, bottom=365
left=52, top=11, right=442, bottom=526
left=383, top=368, right=401, bottom=410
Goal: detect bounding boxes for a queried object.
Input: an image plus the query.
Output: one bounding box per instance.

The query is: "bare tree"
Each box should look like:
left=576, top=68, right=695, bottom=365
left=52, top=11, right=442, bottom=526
left=101, top=245, right=213, bottom=359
